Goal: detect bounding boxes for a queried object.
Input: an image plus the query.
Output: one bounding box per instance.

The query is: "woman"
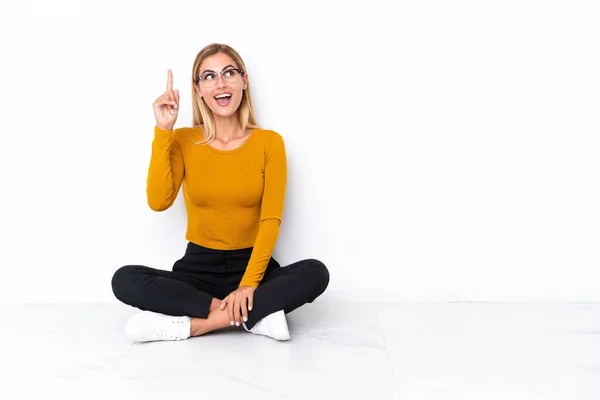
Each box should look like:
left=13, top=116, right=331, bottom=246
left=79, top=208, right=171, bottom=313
left=111, top=43, right=330, bottom=342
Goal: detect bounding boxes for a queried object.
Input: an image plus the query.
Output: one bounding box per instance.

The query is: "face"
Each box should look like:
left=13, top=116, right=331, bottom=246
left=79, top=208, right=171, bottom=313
left=195, top=52, right=248, bottom=119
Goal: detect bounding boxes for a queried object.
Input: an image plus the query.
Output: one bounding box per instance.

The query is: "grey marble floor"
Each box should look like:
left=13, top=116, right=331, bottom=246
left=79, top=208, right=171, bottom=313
left=1, top=302, right=599, bottom=399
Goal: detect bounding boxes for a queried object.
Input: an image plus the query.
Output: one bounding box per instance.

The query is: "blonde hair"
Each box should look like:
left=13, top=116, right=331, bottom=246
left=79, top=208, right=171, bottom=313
left=190, top=43, right=260, bottom=144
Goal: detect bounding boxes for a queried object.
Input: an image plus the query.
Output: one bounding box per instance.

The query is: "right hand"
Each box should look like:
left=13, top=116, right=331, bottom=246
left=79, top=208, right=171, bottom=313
left=153, top=69, right=180, bottom=131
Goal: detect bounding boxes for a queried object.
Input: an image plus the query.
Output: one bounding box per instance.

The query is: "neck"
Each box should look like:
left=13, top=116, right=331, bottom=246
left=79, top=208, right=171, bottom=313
left=213, top=114, right=244, bottom=141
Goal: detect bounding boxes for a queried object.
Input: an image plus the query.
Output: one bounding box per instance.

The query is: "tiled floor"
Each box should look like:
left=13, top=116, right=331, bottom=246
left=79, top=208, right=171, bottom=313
left=1, top=303, right=599, bottom=399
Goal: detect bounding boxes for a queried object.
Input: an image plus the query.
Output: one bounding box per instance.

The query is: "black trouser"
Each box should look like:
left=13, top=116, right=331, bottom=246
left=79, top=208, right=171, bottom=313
left=111, top=241, right=330, bottom=330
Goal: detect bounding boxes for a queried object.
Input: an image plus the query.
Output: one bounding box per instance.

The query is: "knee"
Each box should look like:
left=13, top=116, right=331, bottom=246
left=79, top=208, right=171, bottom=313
left=305, top=259, right=330, bottom=294
left=111, top=265, right=142, bottom=302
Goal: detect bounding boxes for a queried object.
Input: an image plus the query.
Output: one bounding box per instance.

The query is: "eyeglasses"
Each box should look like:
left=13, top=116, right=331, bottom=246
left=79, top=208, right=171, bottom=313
left=195, top=68, right=244, bottom=87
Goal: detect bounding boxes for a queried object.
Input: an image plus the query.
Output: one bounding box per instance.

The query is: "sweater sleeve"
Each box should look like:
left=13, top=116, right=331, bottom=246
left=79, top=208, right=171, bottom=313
left=239, top=133, right=287, bottom=288
left=146, top=126, right=185, bottom=211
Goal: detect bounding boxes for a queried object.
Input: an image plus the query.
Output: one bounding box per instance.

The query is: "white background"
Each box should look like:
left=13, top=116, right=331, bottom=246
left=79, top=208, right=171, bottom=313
left=0, top=0, right=598, bottom=303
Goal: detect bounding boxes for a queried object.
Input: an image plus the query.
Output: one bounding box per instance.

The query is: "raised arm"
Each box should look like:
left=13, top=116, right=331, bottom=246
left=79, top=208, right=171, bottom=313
left=147, top=69, right=184, bottom=211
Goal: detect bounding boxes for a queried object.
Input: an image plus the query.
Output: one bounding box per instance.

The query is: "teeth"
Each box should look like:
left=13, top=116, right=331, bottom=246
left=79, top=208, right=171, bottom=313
left=215, top=94, right=232, bottom=99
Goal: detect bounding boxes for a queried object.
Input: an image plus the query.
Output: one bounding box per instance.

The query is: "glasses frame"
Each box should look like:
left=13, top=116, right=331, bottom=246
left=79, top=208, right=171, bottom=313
left=195, top=68, right=245, bottom=86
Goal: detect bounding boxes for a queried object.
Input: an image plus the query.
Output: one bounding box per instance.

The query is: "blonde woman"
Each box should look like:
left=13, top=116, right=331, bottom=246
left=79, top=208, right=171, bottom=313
left=111, top=43, right=329, bottom=342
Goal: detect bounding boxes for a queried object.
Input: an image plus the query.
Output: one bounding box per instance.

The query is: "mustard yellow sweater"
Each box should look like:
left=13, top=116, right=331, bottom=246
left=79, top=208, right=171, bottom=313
left=147, top=126, right=287, bottom=288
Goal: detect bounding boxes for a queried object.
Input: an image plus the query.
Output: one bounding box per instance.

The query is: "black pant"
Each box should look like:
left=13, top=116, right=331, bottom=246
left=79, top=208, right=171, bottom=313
left=111, top=241, right=330, bottom=330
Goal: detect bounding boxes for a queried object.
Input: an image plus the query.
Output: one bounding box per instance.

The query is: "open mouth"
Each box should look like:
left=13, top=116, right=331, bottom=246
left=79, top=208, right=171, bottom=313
left=214, top=94, right=232, bottom=106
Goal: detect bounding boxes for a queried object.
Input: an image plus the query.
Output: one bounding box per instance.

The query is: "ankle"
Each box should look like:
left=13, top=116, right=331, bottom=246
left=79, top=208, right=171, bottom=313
left=190, top=310, right=230, bottom=336
left=190, top=317, right=207, bottom=336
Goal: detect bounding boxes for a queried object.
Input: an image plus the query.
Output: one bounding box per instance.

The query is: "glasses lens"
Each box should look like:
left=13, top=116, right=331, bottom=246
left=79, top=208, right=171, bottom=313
left=200, top=72, right=216, bottom=87
left=223, top=69, right=239, bottom=83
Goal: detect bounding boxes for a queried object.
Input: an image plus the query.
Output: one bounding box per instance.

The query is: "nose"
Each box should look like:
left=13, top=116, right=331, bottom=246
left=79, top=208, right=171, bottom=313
left=215, top=73, right=228, bottom=88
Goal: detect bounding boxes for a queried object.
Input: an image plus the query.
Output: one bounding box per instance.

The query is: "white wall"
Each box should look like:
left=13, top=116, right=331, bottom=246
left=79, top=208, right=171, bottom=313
left=0, top=0, right=598, bottom=303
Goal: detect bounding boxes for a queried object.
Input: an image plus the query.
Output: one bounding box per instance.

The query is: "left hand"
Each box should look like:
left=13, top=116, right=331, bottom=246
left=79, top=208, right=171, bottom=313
left=221, top=286, right=256, bottom=326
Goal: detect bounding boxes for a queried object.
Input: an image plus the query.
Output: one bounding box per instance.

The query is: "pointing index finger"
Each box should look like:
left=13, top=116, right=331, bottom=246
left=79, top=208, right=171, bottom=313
left=167, top=69, right=173, bottom=91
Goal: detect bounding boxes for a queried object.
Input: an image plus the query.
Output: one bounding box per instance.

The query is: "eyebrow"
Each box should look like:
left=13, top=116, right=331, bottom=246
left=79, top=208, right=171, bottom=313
left=200, top=64, right=236, bottom=75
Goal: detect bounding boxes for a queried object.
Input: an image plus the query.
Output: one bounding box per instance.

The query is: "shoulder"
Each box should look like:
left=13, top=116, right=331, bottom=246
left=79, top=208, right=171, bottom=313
left=172, top=125, right=202, bottom=136
left=253, top=129, right=285, bottom=157
left=254, top=129, right=286, bottom=162
left=170, top=126, right=204, bottom=145
left=253, top=128, right=285, bottom=146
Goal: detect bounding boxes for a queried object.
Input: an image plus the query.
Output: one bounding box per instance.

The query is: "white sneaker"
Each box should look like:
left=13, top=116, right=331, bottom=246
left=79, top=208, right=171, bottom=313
left=125, top=311, right=191, bottom=342
left=243, top=310, right=290, bottom=341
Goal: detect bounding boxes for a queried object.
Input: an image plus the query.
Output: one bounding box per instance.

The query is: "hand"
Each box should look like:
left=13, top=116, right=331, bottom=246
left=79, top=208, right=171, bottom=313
left=220, top=286, right=256, bottom=326
left=152, top=69, right=179, bottom=131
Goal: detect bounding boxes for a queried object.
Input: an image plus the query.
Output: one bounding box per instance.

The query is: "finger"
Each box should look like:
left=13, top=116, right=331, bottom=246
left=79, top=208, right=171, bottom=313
left=167, top=69, right=173, bottom=92
left=233, top=298, right=241, bottom=326
left=247, top=292, right=254, bottom=312
left=220, top=296, right=228, bottom=310
left=153, top=94, right=171, bottom=112
left=237, top=298, right=244, bottom=326
left=166, top=90, right=177, bottom=115
left=172, top=89, right=178, bottom=109
left=154, top=97, right=172, bottom=118
left=227, top=300, right=234, bottom=326
left=241, top=295, right=248, bottom=323
left=153, top=94, right=172, bottom=107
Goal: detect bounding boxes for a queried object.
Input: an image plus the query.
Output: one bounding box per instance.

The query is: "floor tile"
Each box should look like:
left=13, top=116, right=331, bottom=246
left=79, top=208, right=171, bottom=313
left=0, top=303, right=401, bottom=400
left=377, top=303, right=600, bottom=400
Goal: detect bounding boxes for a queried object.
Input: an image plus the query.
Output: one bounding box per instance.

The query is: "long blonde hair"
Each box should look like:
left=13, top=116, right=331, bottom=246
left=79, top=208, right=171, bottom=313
left=190, top=43, right=260, bottom=144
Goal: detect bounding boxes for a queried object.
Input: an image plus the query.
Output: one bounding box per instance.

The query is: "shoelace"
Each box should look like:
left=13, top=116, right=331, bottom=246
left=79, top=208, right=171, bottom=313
left=153, top=319, right=186, bottom=340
